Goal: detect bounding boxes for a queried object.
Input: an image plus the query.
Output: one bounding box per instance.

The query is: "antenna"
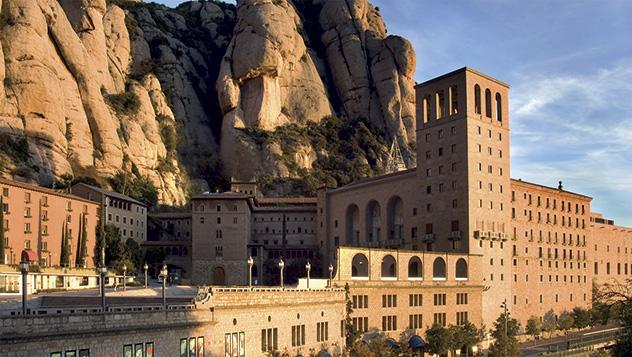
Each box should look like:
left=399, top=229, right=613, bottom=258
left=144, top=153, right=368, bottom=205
left=385, top=136, right=407, bottom=174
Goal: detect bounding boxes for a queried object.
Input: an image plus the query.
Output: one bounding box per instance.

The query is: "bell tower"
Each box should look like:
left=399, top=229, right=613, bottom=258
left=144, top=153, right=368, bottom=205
left=414, top=67, right=512, bottom=324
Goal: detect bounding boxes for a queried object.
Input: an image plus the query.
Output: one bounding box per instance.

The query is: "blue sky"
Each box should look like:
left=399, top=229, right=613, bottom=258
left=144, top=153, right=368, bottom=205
left=154, top=0, right=632, bottom=226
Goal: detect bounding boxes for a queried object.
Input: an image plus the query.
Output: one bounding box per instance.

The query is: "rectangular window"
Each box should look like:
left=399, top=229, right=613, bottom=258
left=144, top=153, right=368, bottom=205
left=456, top=311, right=469, bottom=325
left=433, top=313, right=447, bottom=326
left=433, top=293, right=446, bottom=306
left=409, top=294, right=423, bottom=306
left=317, top=322, right=329, bottom=342
left=261, top=328, right=278, bottom=352
left=456, top=293, right=468, bottom=305
left=409, top=314, right=423, bottom=329
left=352, top=317, right=369, bottom=333
left=291, top=325, right=306, bottom=347
left=381, top=315, right=398, bottom=331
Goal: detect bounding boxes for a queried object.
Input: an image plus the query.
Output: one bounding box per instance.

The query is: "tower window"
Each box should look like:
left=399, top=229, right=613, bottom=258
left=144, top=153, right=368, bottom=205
left=449, top=85, right=458, bottom=115
left=485, top=89, right=492, bottom=118
left=436, top=90, right=445, bottom=119
left=474, top=84, right=481, bottom=114
left=495, top=93, right=503, bottom=121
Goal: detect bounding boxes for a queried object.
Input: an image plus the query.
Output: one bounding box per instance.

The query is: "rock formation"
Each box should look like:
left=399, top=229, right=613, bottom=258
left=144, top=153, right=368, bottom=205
left=0, top=0, right=417, bottom=202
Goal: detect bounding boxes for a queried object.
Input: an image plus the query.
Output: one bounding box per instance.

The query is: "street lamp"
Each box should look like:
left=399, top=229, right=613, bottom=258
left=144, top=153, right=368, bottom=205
left=247, top=256, right=254, bottom=288
left=143, top=263, right=149, bottom=289
left=500, top=299, right=509, bottom=338
left=122, top=264, right=127, bottom=291
left=19, top=259, right=29, bottom=315
left=305, top=261, right=311, bottom=289
left=278, top=259, right=285, bottom=289
left=99, top=265, right=108, bottom=312
left=328, top=264, right=334, bottom=288
left=160, top=264, right=168, bottom=308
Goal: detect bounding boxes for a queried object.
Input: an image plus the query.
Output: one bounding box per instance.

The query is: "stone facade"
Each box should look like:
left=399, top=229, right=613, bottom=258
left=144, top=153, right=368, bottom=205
left=145, top=212, right=192, bottom=279
left=71, top=183, right=147, bottom=244
left=0, top=178, right=99, bottom=268
left=191, top=192, right=318, bottom=286
left=0, top=287, right=345, bottom=357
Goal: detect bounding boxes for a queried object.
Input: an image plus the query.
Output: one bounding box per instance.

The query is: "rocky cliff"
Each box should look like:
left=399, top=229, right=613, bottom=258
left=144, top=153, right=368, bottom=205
left=0, top=0, right=416, bottom=204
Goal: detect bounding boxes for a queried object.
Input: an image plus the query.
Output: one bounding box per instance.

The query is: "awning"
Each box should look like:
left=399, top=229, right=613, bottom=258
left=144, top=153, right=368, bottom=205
left=21, top=250, right=38, bottom=263
left=385, top=338, right=399, bottom=348
left=317, top=350, right=332, bottom=357
left=409, top=335, right=426, bottom=349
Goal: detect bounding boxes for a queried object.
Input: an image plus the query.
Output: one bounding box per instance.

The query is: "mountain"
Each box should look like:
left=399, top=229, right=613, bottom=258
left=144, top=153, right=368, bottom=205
left=0, top=0, right=416, bottom=205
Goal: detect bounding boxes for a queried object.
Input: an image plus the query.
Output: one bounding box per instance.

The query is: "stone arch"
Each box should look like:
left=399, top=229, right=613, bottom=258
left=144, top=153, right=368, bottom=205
left=352, top=254, right=368, bottom=278
left=365, top=200, right=381, bottom=243
left=433, top=257, right=446, bottom=279
left=495, top=93, right=503, bottom=121
left=381, top=255, right=397, bottom=278
left=346, top=204, right=360, bottom=245
left=456, top=258, right=468, bottom=279
left=387, top=196, right=404, bottom=241
left=474, top=84, right=481, bottom=114
left=212, top=266, right=226, bottom=285
left=408, top=257, right=422, bottom=278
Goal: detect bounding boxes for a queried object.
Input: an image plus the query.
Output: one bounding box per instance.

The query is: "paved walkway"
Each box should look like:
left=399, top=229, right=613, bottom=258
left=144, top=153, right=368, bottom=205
left=520, top=325, right=619, bottom=356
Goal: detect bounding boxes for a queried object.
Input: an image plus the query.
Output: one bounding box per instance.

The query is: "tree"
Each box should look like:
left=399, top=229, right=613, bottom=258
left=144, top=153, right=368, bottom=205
left=343, top=283, right=361, bottom=354
left=594, top=278, right=632, bottom=356
left=542, top=309, right=557, bottom=338
left=557, top=311, right=575, bottom=333
left=75, top=214, right=88, bottom=267
left=60, top=221, right=71, bottom=267
left=461, top=322, right=482, bottom=352
left=572, top=307, right=591, bottom=330
left=425, top=323, right=450, bottom=356
left=144, top=247, right=166, bottom=278
left=488, top=312, right=521, bottom=357
left=526, top=316, right=542, bottom=342
left=94, top=195, right=106, bottom=267
left=447, top=325, right=465, bottom=355
left=0, top=196, right=5, bottom=264
left=124, top=238, right=142, bottom=271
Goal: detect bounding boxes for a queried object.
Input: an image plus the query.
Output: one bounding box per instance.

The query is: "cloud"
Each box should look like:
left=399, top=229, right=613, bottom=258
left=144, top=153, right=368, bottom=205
left=510, top=60, right=632, bottom=226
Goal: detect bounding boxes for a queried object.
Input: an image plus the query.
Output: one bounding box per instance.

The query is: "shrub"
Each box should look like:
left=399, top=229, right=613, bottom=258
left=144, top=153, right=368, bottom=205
left=105, top=91, right=141, bottom=116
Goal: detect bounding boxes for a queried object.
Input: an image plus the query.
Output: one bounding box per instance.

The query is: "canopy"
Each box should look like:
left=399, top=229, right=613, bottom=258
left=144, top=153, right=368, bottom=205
left=317, top=350, right=332, bottom=357
left=21, top=250, right=38, bottom=263
left=385, top=338, right=399, bottom=348
left=409, top=335, right=426, bottom=349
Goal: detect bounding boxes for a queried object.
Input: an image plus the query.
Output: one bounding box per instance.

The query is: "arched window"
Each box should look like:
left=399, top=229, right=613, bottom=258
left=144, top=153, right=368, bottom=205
left=485, top=89, right=492, bottom=118
left=456, top=258, right=468, bottom=280
left=352, top=254, right=369, bottom=278
left=432, top=257, right=446, bottom=280
left=495, top=93, right=502, bottom=121
left=345, top=204, right=360, bottom=245
left=365, top=200, right=381, bottom=242
left=449, top=85, right=458, bottom=115
left=408, top=257, right=422, bottom=279
left=436, top=90, right=445, bottom=119
left=381, top=255, right=397, bottom=278
left=474, top=85, right=481, bottom=114
left=387, top=196, right=404, bottom=241
left=423, top=95, right=431, bottom=123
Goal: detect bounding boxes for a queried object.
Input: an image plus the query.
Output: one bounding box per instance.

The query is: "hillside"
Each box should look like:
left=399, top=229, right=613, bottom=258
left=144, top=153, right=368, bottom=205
left=0, top=0, right=416, bottom=205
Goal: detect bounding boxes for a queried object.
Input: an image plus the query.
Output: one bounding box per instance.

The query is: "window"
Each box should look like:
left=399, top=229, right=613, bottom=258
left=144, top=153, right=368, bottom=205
left=422, top=95, right=431, bottom=123
left=449, top=85, right=459, bottom=114
left=352, top=317, right=369, bottom=333
left=352, top=295, right=369, bottom=309
left=457, top=293, right=468, bottom=305
left=436, top=90, right=445, bottom=119
left=495, top=93, right=502, bottom=121
left=433, top=293, right=446, bottom=306
left=316, top=322, right=329, bottom=342
left=261, top=328, right=278, bottom=352
left=457, top=311, right=469, bottom=325
left=474, top=85, right=481, bottom=114
left=291, top=325, right=305, bottom=347
left=434, top=313, right=447, bottom=326
left=485, top=89, right=492, bottom=117
left=215, top=246, right=223, bottom=257
left=216, top=230, right=222, bottom=239
left=382, top=294, right=397, bottom=308
left=382, top=315, right=397, bottom=331
left=409, top=314, right=423, bottom=329
left=409, top=294, right=423, bottom=306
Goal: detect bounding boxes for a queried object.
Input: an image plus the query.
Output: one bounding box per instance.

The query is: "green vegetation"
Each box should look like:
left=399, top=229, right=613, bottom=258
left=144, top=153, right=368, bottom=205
left=75, top=214, right=88, bottom=267
left=425, top=324, right=451, bottom=355
left=488, top=312, right=521, bottom=356
left=109, top=171, right=159, bottom=207
left=241, top=115, right=388, bottom=196
left=105, top=91, right=141, bottom=116
left=100, top=223, right=143, bottom=273
left=0, top=133, right=30, bottom=169
left=593, top=279, right=632, bottom=356
left=60, top=222, right=71, bottom=267
left=526, top=316, right=542, bottom=341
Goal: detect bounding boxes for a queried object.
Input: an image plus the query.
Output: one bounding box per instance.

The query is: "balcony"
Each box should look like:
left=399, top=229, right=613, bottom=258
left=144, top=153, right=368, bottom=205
left=366, top=241, right=380, bottom=248
left=423, top=233, right=436, bottom=243
left=448, top=231, right=462, bottom=241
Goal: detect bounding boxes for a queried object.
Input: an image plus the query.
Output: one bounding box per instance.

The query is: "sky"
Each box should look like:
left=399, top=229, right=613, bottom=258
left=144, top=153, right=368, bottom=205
left=154, top=0, right=632, bottom=226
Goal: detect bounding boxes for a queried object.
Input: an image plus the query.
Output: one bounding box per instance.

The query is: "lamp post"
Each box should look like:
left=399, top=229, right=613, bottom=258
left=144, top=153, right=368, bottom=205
left=247, top=256, right=254, bottom=288
left=122, top=264, right=127, bottom=291
left=19, top=259, right=29, bottom=315
left=500, top=299, right=509, bottom=338
left=143, top=263, right=149, bottom=289
left=305, top=261, right=311, bottom=289
left=328, top=264, right=334, bottom=288
left=99, top=265, right=107, bottom=312
left=278, top=259, right=285, bottom=289
left=160, top=264, right=168, bottom=308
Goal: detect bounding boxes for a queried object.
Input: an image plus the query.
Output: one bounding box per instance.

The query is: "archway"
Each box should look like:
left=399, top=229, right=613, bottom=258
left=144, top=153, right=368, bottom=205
left=433, top=257, right=446, bottom=280
left=456, top=258, right=468, bottom=280
left=352, top=254, right=369, bottom=278
left=365, top=200, right=381, bottom=243
left=212, top=266, right=226, bottom=285
left=408, top=257, right=422, bottom=279
left=387, top=196, right=403, bottom=241
left=381, top=255, right=397, bottom=278
left=346, top=204, right=360, bottom=245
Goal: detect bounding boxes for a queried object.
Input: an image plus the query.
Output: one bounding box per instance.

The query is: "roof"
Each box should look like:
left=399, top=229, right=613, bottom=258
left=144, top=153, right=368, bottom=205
left=510, top=178, right=592, bottom=200
left=326, top=168, right=416, bottom=195
left=148, top=212, right=191, bottom=219
left=415, top=66, right=510, bottom=88
left=191, top=191, right=250, bottom=200
left=72, top=182, right=146, bottom=206
left=0, top=177, right=99, bottom=206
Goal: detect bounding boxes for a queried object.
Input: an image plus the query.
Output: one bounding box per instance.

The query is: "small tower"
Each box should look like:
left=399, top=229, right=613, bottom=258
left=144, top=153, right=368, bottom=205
left=385, top=136, right=407, bottom=174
